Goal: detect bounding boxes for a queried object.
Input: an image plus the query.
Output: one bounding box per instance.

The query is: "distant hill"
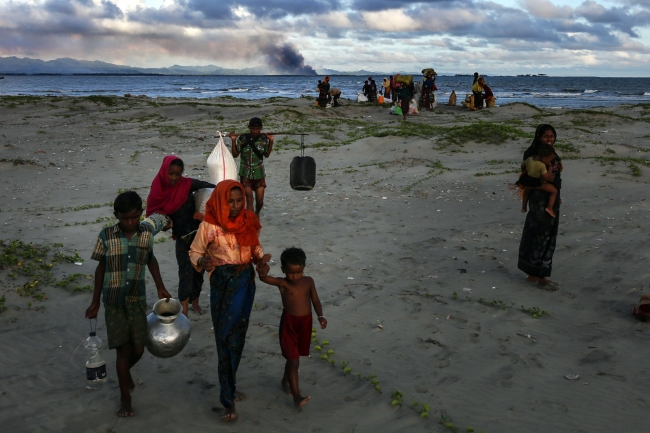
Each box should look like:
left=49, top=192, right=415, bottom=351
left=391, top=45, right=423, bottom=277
left=0, top=56, right=454, bottom=76
left=0, top=57, right=300, bottom=75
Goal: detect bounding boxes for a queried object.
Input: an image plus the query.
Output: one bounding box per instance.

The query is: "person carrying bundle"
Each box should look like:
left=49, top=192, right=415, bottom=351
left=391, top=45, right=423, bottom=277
left=229, top=117, right=274, bottom=216
left=472, top=77, right=485, bottom=109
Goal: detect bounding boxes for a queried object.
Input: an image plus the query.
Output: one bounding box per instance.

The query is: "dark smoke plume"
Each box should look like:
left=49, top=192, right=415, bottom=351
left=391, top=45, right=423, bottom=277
left=263, top=43, right=316, bottom=75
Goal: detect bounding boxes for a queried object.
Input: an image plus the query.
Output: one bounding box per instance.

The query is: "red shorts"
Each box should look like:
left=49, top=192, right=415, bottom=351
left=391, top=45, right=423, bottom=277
left=240, top=176, right=267, bottom=190
left=279, top=311, right=312, bottom=360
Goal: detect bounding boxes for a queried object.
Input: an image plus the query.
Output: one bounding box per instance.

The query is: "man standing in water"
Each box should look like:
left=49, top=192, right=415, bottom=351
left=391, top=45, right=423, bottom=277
left=229, top=118, right=274, bottom=215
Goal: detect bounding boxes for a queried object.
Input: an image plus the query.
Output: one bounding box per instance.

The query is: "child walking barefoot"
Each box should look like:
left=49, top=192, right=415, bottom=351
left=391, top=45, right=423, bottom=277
left=516, top=144, right=558, bottom=218
left=85, top=192, right=171, bottom=417
left=257, top=247, right=327, bottom=407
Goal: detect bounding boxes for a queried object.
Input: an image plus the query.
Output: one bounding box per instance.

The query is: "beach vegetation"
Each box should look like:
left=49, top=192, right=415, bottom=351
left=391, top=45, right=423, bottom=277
left=129, top=150, right=140, bottom=164
left=593, top=156, right=650, bottom=171
left=15, top=280, right=47, bottom=300
left=521, top=305, right=548, bottom=318
left=54, top=273, right=93, bottom=292
left=553, top=141, right=580, bottom=153
left=85, top=95, right=118, bottom=106
left=391, top=391, right=404, bottom=406
left=0, top=296, right=6, bottom=313
left=0, top=157, right=40, bottom=166
left=0, top=95, right=42, bottom=106
left=474, top=171, right=497, bottom=177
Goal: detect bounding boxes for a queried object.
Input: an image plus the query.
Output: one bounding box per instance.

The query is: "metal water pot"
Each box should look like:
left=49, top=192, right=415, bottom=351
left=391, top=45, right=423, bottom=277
left=146, top=299, right=191, bottom=358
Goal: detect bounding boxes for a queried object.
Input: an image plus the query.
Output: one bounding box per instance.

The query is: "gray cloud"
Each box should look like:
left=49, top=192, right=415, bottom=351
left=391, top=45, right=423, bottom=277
left=1, top=0, right=650, bottom=74
left=575, top=1, right=650, bottom=37
left=184, top=0, right=340, bottom=19
left=351, top=0, right=462, bottom=12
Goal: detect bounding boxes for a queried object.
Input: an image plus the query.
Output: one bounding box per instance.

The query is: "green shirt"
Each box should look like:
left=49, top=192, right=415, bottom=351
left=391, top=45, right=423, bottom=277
left=236, top=133, right=270, bottom=180
left=524, top=157, right=547, bottom=179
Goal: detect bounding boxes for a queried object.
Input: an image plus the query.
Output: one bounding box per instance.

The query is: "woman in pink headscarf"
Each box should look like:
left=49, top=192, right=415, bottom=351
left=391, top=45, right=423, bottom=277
left=147, top=155, right=215, bottom=316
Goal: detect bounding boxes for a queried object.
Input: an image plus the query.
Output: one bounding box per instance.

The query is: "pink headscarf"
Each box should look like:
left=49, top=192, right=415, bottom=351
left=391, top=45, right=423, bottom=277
left=146, top=155, right=193, bottom=216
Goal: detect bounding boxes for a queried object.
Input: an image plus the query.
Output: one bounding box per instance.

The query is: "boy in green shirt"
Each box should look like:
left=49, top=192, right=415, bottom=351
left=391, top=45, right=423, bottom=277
left=229, top=117, right=274, bottom=215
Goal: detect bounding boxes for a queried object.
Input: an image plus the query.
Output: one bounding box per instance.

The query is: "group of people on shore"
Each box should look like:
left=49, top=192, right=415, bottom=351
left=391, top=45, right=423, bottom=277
left=85, top=117, right=327, bottom=420
left=317, top=76, right=342, bottom=107
left=469, top=72, right=495, bottom=110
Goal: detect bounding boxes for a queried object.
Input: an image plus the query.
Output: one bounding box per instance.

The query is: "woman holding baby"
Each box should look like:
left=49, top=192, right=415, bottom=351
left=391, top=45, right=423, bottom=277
left=517, top=124, right=563, bottom=290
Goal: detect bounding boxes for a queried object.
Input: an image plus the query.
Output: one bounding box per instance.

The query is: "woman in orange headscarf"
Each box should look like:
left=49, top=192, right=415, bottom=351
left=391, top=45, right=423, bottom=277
left=189, top=180, right=269, bottom=421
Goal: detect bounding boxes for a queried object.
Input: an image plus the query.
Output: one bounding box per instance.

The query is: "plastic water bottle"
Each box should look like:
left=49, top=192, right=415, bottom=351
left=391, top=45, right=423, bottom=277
left=84, top=331, right=107, bottom=383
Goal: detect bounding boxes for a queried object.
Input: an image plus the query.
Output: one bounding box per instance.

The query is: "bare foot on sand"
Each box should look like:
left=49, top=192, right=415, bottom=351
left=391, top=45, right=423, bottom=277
left=545, top=208, right=556, bottom=218
left=281, top=379, right=291, bottom=395
left=220, top=406, right=237, bottom=421
left=294, top=395, right=311, bottom=407
left=538, top=278, right=559, bottom=291
left=235, top=391, right=246, bottom=402
left=117, top=401, right=134, bottom=417
left=191, top=299, right=203, bottom=315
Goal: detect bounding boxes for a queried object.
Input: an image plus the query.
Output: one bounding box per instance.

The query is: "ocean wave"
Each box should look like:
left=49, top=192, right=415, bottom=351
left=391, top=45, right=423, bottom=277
left=181, top=87, right=197, bottom=90
left=227, top=88, right=249, bottom=92
left=644, top=92, right=650, bottom=96
left=583, top=89, right=599, bottom=94
left=562, top=88, right=582, bottom=93
left=532, top=92, right=580, bottom=98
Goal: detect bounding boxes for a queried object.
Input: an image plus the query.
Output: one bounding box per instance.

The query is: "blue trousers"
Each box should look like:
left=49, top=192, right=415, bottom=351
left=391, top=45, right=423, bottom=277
left=209, top=264, right=256, bottom=409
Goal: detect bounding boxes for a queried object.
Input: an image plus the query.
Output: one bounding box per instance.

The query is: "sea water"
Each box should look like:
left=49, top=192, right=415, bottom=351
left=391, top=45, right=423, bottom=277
left=0, top=74, right=648, bottom=109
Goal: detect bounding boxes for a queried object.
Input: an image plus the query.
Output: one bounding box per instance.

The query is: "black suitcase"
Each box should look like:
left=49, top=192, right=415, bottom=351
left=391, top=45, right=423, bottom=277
left=290, top=156, right=316, bottom=190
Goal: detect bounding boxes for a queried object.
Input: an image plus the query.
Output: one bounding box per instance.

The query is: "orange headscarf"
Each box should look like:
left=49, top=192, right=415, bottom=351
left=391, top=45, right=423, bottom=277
left=203, top=180, right=261, bottom=248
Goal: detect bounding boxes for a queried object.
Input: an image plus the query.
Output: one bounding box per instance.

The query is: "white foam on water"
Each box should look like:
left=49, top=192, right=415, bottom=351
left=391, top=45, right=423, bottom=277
left=583, top=89, right=599, bottom=94
left=181, top=87, right=196, bottom=90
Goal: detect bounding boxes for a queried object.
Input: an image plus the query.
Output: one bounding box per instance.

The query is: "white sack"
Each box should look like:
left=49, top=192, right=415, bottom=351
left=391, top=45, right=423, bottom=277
left=357, top=92, right=368, bottom=102
left=194, top=188, right=214, bottom=216
left=207, top=131, right=238, bottom=184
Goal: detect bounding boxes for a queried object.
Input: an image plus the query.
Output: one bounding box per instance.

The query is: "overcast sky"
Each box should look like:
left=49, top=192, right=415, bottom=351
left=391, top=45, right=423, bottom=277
left=0, top=0, right=649, bottom=75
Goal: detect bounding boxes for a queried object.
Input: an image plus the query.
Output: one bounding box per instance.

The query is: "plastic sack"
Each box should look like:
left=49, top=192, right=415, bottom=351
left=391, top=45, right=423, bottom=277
left=391, top=106, right=403, bottom=116
left=207, top=132, right=238, bottom=184
left=357, top=92, right=368, bottom=102
left=194, top=188, right=214, bottom=218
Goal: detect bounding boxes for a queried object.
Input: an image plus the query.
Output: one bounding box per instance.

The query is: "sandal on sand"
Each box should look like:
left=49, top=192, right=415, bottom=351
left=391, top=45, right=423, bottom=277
left=632, top=294, right=650, bottom=322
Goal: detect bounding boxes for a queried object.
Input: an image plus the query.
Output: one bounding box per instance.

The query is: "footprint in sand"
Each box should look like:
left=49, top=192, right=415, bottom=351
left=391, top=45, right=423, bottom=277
left=496, top=373, right=514, bottom=388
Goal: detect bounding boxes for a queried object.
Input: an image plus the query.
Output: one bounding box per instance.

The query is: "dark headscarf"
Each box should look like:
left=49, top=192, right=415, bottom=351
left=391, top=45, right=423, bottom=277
left=524, top=124, right=557, bottom=160
left=524, top=124, right=562, bottom=190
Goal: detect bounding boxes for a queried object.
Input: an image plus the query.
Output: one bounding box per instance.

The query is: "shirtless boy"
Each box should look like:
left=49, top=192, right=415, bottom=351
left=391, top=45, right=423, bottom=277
left=257, top=247, right=327, bottom=407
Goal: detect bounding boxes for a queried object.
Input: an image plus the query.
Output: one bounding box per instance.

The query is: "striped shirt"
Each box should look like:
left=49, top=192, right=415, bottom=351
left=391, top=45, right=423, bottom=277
left=91, top=214, right=168, bottom=305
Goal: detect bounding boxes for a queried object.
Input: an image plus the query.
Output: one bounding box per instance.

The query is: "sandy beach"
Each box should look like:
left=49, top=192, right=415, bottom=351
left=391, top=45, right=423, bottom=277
left=1, top=94, right=649, bottom=433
